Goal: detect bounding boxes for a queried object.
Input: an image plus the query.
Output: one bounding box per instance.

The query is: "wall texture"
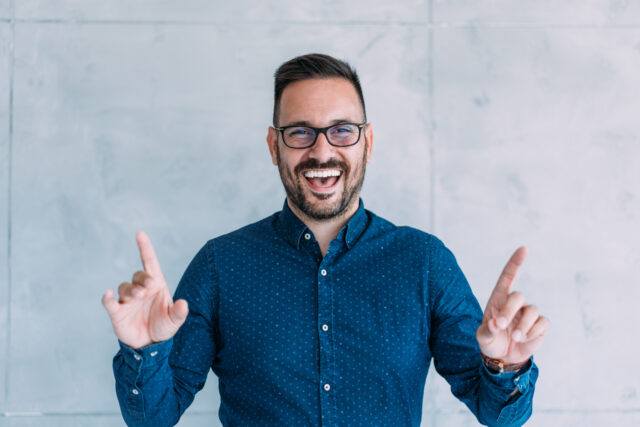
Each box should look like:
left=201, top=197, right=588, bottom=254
left=1, top=1, right=639, bottom=426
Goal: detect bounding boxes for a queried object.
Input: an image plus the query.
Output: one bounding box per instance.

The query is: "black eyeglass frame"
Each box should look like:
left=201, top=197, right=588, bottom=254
left=275, top=122, right=367, bottom=149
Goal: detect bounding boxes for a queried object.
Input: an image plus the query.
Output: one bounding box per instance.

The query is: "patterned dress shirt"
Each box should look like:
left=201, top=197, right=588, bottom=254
left=113, top=199, right=538, bottom=426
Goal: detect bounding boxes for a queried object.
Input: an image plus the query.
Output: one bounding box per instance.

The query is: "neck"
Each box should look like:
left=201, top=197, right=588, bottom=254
left=287, top=198, right=360, bottom=257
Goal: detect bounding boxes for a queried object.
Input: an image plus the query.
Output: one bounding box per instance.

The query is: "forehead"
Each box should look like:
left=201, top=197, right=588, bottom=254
left=279, top=78, right=363, bottom=125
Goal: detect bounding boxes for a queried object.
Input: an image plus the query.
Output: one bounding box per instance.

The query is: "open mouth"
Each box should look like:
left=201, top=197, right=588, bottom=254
left=303, top=169, right=342, bottom=193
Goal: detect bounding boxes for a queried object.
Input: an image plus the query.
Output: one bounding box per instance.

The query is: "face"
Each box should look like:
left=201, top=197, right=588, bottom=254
left=267, top=78, right=373, bottom=221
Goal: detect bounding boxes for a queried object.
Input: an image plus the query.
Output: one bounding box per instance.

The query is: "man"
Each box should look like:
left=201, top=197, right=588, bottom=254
left=102, top=53, right=549, bottom=426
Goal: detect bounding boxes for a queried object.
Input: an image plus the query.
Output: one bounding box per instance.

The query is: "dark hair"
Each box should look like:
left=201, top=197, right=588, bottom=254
left=273, top=53, right=366, bottom=126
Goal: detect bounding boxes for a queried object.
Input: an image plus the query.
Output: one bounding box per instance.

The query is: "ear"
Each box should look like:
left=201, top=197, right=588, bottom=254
left=364, top=123, right=374, bottom=163
left=266, top=126, right=279, bottom=166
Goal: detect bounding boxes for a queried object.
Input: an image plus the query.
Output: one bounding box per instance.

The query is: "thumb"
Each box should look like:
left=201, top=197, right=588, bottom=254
left=169, top=299, right=189, bottom=327
left=476, top=318, right=498, bottom=345
left=102, top=289, right=119, bottom=317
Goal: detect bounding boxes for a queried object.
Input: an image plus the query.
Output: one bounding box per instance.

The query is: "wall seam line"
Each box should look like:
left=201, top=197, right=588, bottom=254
left=5, top=0, right=14, bottom=414
left=427, top=0, right=435, bottom=233
left=1, top=410, right=220, bottom=417
left=1, top=18, right=640, bottom=28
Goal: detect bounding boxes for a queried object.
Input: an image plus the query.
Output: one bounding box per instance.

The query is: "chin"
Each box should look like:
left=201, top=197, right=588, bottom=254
left=301, top=194, right=353, bottom=220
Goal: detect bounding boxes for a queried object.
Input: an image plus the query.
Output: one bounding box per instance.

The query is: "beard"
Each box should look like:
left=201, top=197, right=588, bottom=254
left=276, top=143, right=367, bottom=221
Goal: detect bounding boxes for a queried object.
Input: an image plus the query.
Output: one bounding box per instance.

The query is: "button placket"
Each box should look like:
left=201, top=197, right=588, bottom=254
left=317, top=260, right=334, bottom=422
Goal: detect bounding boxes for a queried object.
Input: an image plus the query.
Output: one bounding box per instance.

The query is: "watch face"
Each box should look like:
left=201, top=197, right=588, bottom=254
left=481, top=354, right=508, bottom=374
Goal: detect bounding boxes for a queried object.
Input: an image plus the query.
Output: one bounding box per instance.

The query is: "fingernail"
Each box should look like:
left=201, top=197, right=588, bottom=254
left=497, top=317, right=508, bottom=329
left=512, top=329, right=522, bottom=342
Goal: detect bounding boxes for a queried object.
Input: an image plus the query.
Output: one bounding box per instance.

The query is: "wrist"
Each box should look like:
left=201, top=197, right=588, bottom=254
left=480, top=353, right=528, bottom=374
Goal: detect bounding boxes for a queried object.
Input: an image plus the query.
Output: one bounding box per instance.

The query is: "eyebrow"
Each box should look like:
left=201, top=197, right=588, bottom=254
left=280, top=119, right=356, bottom=128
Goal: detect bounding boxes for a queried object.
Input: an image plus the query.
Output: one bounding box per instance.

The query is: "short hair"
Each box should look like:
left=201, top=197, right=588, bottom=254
left=273, top=53, right=367, bottom=126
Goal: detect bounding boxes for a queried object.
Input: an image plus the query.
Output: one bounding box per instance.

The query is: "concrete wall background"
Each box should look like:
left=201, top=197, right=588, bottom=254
left=1, top=1, right=638, bottom=425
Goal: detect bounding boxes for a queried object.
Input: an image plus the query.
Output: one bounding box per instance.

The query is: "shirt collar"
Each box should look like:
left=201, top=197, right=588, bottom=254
left=275, top=200, right=309, bottom=250
left=343, top=199, right=368, bottom=249
left=275, top=198, right=369, bottom=250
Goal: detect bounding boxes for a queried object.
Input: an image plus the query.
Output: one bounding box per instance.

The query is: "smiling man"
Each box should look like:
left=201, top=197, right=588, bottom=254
left=268, top=76, right=372, bottom=255
left=103, top=53, right=549, bottom=426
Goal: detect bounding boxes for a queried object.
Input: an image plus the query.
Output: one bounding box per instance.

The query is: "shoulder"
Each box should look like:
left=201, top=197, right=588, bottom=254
left=178, top=212, right=279, bottom=285
left=207, top=211, right=279, bottom=247
left=364, top=209, right=445, bottom=248
left=363, top=210, right=460, bottom=269
left=189, top=212, right=289, bottom=271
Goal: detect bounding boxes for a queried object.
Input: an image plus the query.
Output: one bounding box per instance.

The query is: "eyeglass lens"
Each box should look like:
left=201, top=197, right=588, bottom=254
left=283, top=124, right=360, bottom=147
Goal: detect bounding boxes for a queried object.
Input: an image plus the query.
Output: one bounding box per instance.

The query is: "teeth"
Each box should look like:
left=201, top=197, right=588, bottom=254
left=304, top=169, right=341, bottom=178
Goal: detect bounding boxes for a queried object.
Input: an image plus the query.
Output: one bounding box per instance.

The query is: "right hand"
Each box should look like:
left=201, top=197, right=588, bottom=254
left=102, top=231, right=189, bottom=349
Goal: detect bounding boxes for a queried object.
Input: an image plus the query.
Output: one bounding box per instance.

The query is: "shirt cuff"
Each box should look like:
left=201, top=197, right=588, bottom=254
left=480, top=356, right=534, bottom=397
left=113, top=339, right=174, bottom=423
left=117, top=339, right=174, bottom=373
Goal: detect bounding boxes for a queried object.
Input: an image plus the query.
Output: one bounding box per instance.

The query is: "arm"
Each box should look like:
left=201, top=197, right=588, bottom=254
left=104, top=233, right=217, bottom=426
left=427, top=238, right=542, bottom=426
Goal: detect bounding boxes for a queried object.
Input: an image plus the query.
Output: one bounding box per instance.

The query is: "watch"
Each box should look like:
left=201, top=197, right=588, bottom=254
left=480, top=353, right=527, bottom=374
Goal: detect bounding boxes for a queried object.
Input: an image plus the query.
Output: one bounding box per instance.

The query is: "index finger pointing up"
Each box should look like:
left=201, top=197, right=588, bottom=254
left=136, top=231, right=164, bottom=279
left=494, top=246, right=528, bottom=295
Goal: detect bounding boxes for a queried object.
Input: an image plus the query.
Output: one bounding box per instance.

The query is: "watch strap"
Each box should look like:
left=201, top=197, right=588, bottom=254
left=481, top=353, right=528, bottom=374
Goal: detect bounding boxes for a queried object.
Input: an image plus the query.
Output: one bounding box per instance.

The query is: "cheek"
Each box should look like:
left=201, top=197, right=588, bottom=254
left=277, top=150, right=300, bottom=174
left=350, top=147, right=368, bottom=168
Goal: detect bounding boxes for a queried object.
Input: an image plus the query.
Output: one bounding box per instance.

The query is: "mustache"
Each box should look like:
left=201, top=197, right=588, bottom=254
left=294, top=158, right=349, bottom=176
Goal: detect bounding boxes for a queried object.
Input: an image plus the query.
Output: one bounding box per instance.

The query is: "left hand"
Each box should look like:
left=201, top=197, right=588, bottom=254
left=476, top=247, right=550, bottom=365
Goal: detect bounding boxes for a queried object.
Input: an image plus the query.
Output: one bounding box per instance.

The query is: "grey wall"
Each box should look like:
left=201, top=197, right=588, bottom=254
left=1, top=1, right=639, bottom=426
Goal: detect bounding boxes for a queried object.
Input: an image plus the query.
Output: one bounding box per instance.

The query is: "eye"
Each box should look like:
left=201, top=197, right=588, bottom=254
left=286, top=127, right=313, bottom=136
left=331, top=125, right=356, bottom=134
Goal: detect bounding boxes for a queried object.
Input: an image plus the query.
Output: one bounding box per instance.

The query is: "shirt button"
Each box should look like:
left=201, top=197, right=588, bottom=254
left=150, top=351, right=158, bottom=357
left=131, top=389, right=139, bottom=395
left=133, top=354, right=141, bottom=361
left=320, top=269, right=327, bottom=276
left=322, top=324, right=329, bottom=331
left=323, top=383, right=331, bottom=391
left=304, top=233, right=311, bottom=240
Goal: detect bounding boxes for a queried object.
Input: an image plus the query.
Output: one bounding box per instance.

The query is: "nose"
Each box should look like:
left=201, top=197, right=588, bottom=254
left=307, top=131, right=334, bottom=161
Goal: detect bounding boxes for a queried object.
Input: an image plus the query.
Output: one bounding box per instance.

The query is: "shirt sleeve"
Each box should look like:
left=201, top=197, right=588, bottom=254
left=426, top=236, right=538, bottom=426
left=112, top=240, right=219, bottom=427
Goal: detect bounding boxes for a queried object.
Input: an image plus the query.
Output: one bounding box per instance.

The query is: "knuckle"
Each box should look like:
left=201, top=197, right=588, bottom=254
left=533, top=317, right=548, bottom=331
left=132, top=270, right=146, bottom=282
left=510, top=291, right=525, bottom=304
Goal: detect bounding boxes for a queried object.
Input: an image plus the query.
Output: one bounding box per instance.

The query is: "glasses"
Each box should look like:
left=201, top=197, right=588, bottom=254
left=276, top=122, right=366, bottom=149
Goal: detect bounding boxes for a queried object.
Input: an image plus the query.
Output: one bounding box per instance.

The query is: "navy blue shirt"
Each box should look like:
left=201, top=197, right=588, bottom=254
left=113, top=200, right=538, bottom=426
